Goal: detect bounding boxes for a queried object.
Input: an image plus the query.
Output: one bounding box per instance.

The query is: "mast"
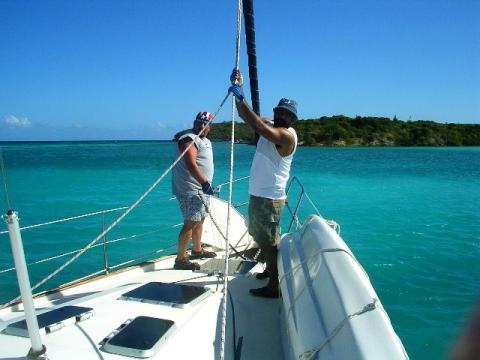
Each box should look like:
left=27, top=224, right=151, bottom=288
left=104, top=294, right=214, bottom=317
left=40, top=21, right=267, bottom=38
left=242, top=0, right=261, bottom=144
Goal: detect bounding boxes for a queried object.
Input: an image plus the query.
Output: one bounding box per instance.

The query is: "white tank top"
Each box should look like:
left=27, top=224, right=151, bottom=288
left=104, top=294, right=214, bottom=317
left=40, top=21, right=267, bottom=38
left=248, top=127, right=297, bottom=200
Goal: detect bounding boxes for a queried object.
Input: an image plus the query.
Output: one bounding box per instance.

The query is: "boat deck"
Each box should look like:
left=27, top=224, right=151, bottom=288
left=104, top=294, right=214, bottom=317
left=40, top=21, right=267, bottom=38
left=0, top=252, right=283, bottom=360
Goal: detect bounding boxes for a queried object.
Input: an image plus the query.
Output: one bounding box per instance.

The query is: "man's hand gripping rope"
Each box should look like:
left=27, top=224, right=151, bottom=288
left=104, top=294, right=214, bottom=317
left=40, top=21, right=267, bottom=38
left=228, top=68, right=244, bottom=101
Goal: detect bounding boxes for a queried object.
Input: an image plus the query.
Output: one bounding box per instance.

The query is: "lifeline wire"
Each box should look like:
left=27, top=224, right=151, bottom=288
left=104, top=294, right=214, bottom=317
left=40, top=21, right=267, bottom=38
left=0, top=176, right=250, bottom=236
left=1, top=76, right=232, bottom=311
left=0, top=176, right=249, bottom=274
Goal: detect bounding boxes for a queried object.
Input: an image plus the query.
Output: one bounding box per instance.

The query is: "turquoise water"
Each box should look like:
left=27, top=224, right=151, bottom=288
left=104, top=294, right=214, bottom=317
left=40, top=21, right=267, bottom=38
left=0, top=141, right=479, bottom=359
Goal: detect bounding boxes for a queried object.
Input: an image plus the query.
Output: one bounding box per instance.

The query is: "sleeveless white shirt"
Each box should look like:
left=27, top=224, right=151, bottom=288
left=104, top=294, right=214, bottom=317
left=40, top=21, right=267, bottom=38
left=248, top=127, right=297, bottom=200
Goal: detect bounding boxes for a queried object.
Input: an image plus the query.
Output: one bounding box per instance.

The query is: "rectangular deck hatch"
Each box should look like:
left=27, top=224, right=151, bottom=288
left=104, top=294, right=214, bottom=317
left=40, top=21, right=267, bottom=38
left=198, top=258, right=256, bottom=275
left=120, top=282, right=210, bottom=308
left=102, top=316, right=175, bottom=358
left=4, top=305, right=94, bottom=337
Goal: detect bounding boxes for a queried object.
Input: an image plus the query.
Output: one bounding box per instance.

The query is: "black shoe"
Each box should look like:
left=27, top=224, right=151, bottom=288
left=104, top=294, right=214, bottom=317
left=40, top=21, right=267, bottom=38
left=255, top=269, right=270, bottom=280
left=174, top=257, right=200, bottom=270
left=249, top=286, right=279, bottom=298
left=190, top=249, right=217, bottom=260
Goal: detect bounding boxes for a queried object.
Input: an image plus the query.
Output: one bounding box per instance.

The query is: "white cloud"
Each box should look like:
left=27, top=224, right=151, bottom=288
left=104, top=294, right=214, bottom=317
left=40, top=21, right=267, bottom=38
left=153, top=121, right=167, bottom=129
left=2, top=115, right=32, bottom=128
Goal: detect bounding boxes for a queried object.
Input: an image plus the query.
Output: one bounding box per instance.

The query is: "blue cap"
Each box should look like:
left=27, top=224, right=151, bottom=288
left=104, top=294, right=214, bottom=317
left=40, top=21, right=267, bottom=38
left=194, top=111, right=213, bottom=124
left=274, top=98, right=298, bottom=120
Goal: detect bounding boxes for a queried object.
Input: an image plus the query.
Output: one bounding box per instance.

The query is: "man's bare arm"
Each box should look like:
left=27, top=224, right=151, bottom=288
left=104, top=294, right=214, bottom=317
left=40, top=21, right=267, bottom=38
left=235, top=98, right=295, bottom=154
left=178, top=139, right=207, bottom=184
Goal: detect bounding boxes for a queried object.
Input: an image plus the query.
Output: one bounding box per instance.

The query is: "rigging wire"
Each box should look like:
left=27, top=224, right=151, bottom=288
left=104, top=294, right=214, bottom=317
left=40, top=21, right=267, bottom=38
left=0, top=9, right=249, bottom=343
left=1, top=77, right=232, bottom=311
left=0, top=224, right=182, bottom=274
left=0, top=147, right=12, bottom=211
left=0, top=176, right=250, bottom=236
left=220, top=1, right=243, bottom=359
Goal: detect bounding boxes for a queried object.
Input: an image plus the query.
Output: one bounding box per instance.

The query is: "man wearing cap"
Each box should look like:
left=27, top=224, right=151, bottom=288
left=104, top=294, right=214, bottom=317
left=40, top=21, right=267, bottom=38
left=229, top=70, right=298, bottom=298
left=171, top=111, right=217, bottom=270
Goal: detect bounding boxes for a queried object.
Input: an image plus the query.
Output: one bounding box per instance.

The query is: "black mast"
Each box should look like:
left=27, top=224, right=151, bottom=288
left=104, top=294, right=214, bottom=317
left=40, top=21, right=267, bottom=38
left=243, top=0, right=261, bottom=144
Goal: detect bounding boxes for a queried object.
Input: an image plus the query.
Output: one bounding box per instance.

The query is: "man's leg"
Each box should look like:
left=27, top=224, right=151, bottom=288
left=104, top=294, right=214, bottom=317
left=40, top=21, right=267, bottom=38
left=189, top=218, right=217, bottom=259
left=262, top=245, right=279, bottom=291
left=188, top=195, right=217, bottom=259
left=174, top=195, right=206, bottom=270
left=177, top=220, right=198, bottom=259
left=250, top=243, right=280, bottom=298
left=249, top=196, right=283, bottom=298
left=191, top=219, right=204, bottom=253
left=175, top=220, right=202, bottom=270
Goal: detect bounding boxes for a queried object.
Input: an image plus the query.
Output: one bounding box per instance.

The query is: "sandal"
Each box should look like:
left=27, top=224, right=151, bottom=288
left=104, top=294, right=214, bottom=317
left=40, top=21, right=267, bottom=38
left=190, top=249, right=217, bottom=259
left=174, top=257, right=200, bottom=271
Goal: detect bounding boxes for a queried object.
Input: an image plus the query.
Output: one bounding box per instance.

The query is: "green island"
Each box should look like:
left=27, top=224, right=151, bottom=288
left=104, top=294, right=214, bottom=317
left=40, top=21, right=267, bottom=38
left=203, top=115, right=480, bottom=146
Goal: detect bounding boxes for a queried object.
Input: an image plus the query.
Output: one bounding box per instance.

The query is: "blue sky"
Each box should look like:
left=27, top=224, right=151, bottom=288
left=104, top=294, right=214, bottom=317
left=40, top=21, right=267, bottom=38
left=1, top=0, right=479, bottom=140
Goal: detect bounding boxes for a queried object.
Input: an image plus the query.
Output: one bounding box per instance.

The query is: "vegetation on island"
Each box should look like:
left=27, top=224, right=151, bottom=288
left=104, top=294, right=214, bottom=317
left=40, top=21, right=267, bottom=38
left=202, top=115, right=480, bottom=146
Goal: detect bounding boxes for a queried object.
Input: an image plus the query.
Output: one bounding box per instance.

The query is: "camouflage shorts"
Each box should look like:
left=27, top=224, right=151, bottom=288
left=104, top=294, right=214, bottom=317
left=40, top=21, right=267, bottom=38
left=177, top=194, right=210, bottom=222
left=248, top=195, right=285, bottom=247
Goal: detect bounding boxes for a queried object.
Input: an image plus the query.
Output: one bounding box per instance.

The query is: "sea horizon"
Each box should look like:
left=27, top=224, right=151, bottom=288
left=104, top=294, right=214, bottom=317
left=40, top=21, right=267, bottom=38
left=3, top=139, right=480, bottom=148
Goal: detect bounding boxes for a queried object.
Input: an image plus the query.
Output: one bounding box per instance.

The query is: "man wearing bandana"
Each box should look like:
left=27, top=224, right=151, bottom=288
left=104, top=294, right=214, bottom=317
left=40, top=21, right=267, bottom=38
left=172, top=111, right=217, bottom=270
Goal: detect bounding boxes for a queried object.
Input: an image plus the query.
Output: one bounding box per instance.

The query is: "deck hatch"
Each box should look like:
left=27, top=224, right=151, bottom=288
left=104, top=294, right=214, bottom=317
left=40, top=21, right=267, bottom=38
left=102, top=316, right=175, bottom=358
left=120, top=282, right=210, bottom=308
left=3, top=305, right=94, bottom=337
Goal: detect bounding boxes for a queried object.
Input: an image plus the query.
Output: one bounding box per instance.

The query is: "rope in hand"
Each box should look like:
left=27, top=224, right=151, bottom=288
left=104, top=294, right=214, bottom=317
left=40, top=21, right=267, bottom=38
left=1, top=51, right=234, bottom=312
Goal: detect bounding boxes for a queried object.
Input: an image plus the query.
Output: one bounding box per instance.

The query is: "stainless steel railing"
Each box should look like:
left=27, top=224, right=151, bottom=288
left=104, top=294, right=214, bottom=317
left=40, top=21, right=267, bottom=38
left=1, top=175, right=322, bottom=305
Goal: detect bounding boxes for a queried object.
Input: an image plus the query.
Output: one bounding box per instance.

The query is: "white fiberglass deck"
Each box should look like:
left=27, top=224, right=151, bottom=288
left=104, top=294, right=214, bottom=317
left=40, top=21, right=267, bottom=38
left=1, top=196, right=408, bottom=360
left=0, top=253, right=282, bottom=360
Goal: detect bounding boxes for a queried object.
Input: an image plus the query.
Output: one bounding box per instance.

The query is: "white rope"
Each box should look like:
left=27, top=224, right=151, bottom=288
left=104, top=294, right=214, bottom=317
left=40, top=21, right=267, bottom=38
left=0, top=175, right=250, bottom=274
left=301, top=192, right=340, bottom=234
left=281, top=246, right=371, bottom=325
left=303, top=192, right=322, bottom=218
left=325, top=219, right=340, bottom=234
left=2, top=87, right=231, bottom=310
left=0, top=176, right=250, bottom=236
left=299, top=299, right=379, bottom=360
left=220, top=1, right=242, bottom=359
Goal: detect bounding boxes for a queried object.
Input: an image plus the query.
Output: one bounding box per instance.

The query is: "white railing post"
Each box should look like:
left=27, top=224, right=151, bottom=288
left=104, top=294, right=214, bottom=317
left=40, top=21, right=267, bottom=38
left=3, top=210, right=47, bottom=359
